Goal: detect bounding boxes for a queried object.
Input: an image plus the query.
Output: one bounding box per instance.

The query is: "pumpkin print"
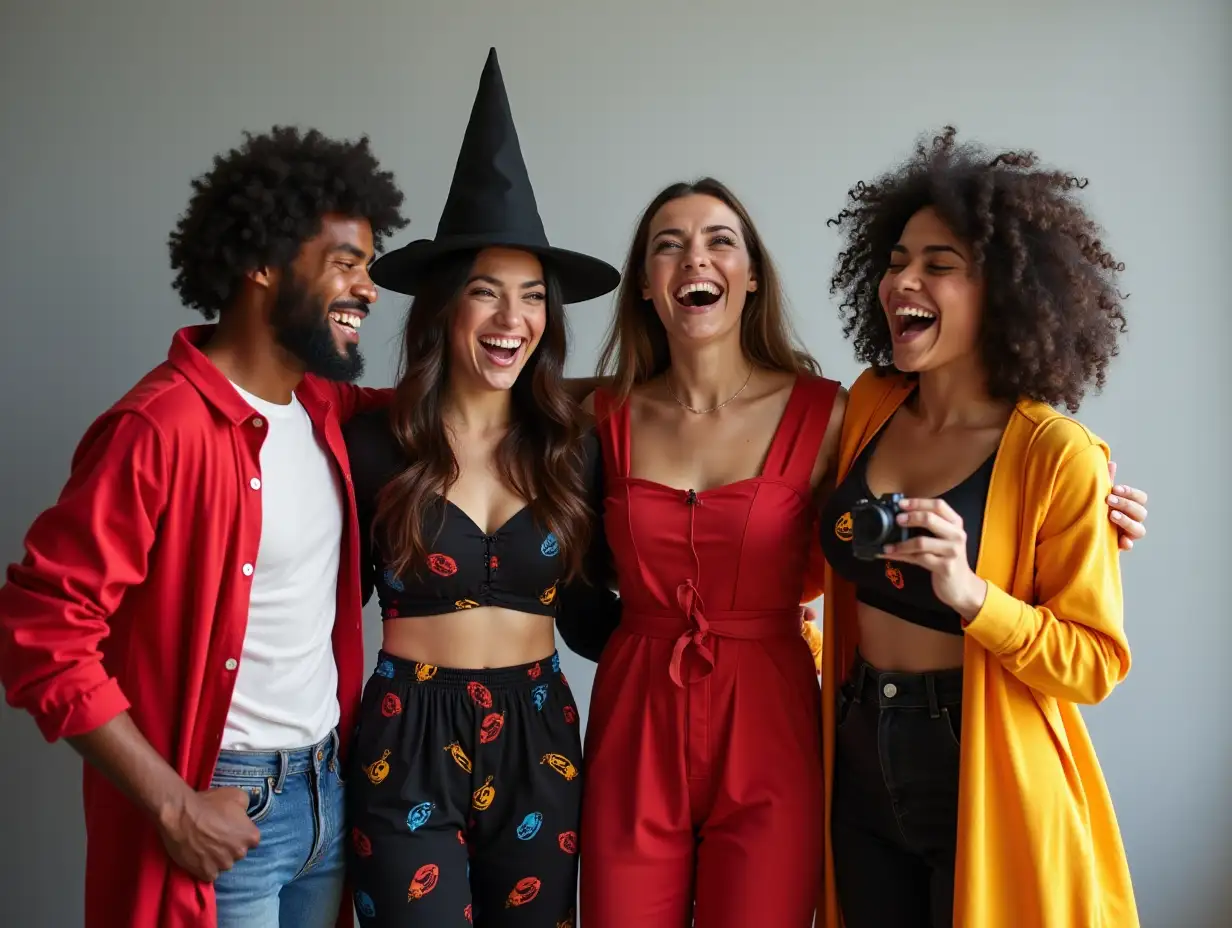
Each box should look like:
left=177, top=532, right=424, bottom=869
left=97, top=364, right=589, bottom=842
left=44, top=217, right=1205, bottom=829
left=351, top=827, right=372, bottom=858
left=427, top=553, right=458, bottom=577
left=834, top=511, right=854, bottom=541
left=468, top=681, right=493, bottom=708
left=540, top=753, right=578, bottom=780
left=558, top=830, right=578, bottom=854
left=563, top=705, right=577, bottom=724
left=505, top=876, right=541, bottom=908
left=381, top=692, right=402, bottom=717
left=527, top=662, right=542, bottom=680
left=884, top=561, right=905, bottom=589
left=407, top=863, right=439, bottom=900
left=516, top=811, right=543, bottom=840
left=407, top=801, right=435, bottom=832
left=445, top=741, right=473, bottom=774
left=539, top=582, right=558, bottom=605
left=415, top=662, right=438, bottom=683
left=480, top=711, right=505, bottom=743
left=472, top=774, right=496, bottom=811
left=364, top=749, right=392, bottom=785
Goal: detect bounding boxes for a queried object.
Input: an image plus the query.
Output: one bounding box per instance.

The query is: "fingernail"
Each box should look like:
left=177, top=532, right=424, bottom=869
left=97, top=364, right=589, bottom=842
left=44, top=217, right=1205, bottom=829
left=1108, top=495, right=1118, bottom=504
left=883, top=544, right=896, bottom=554
left=896, top=513, right=909, bottom=524
left=1111, top=511, right=1123, bottom=521
left=1114, top=485, right=1126, bottom=494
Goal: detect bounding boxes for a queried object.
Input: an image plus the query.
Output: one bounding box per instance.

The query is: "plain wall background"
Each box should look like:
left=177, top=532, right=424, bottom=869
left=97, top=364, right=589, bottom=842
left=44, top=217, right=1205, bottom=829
left=2, top=0, right=1229, bottom=924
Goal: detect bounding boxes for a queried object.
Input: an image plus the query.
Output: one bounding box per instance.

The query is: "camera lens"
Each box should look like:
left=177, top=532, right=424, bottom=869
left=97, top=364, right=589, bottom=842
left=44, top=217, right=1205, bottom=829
left=851, top=505, right=891, bottom=546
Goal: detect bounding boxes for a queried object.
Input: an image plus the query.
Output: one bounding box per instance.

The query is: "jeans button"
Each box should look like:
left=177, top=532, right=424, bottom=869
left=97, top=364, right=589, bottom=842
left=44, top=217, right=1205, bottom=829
left=883, top=682, right=898, bottom=698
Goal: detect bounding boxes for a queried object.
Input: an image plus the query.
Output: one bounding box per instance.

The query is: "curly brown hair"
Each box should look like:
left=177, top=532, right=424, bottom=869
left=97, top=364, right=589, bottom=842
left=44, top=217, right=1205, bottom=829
left=827, top=127, right=1127, bottom=412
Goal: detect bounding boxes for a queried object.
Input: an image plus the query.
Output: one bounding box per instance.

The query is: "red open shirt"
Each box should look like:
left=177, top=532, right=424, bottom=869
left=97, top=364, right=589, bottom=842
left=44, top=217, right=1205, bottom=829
left=0, top=324, right=388, bottom=927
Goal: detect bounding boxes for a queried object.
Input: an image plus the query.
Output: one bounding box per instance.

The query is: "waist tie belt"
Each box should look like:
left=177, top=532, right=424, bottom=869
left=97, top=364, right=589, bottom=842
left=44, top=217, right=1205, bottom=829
left=622, top=580, right=805, bottom=687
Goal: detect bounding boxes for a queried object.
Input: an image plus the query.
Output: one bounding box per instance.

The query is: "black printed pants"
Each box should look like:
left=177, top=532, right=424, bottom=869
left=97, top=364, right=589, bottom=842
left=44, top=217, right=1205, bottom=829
left=830, top=653, right=964, bottom=928
left=346, top=650, right=582, bottom=927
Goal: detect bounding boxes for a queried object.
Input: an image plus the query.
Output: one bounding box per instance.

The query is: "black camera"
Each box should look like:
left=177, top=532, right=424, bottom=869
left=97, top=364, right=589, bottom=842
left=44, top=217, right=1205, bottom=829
left=849, top=492, right=910, bottom=561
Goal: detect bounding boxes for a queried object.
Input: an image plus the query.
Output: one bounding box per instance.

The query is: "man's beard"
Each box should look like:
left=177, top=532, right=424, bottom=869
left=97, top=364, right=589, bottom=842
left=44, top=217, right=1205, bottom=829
left=270, top=274, right=365, bottom=382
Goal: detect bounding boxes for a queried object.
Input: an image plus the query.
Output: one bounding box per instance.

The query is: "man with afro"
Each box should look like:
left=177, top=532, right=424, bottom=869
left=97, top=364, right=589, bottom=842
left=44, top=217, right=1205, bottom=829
left=0, top=126, right=408, bottom=928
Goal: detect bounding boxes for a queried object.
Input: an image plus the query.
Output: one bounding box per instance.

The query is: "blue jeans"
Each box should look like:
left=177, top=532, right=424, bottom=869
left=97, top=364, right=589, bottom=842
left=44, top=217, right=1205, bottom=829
left=211, top=728, right=347, bottom=928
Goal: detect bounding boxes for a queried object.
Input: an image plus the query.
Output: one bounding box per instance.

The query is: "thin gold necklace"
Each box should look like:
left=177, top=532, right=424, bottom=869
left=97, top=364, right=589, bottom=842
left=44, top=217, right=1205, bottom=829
left=665, top=367, right=754, bottom=414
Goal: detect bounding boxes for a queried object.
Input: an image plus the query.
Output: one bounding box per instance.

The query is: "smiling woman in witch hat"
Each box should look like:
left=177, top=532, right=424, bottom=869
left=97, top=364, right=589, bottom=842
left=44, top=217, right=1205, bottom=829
left=340, top=48, right=619, bottom=928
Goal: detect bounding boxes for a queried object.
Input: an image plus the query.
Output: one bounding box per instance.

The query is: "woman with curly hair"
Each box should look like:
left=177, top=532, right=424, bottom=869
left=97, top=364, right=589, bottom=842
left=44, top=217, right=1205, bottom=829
left=816, top=128, right=1140, bottom=927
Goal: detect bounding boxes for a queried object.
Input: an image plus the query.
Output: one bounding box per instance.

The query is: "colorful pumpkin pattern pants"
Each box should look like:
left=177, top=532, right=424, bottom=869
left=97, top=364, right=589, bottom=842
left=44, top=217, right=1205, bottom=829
left=346, top=650, right=582, bottom=927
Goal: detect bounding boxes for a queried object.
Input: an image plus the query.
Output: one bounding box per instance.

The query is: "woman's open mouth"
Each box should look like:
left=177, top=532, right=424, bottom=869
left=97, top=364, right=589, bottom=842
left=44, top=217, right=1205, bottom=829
left=892, top=305, right=938, bottom=342
left=478, top=335, right=525, bottom=367
left=673, top=280, right=725, bottom=312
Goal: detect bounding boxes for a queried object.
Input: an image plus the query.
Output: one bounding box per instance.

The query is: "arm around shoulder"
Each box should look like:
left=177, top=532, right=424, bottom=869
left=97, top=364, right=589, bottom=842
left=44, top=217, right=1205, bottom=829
left=963, top=441, right=1129, bottom=704
left=327, top=381, right=395, bottom=423
left=0, top=411, right=169, bottom=740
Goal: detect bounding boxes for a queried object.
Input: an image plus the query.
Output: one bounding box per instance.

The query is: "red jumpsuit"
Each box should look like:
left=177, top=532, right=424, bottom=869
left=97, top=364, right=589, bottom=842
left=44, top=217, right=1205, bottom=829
left=581, top=375, right=841, bottom=927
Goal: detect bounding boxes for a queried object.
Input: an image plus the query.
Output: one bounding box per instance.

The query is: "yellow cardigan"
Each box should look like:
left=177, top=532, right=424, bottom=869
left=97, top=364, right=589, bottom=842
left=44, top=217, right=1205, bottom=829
left=817, top=368, right=1138, bottom=928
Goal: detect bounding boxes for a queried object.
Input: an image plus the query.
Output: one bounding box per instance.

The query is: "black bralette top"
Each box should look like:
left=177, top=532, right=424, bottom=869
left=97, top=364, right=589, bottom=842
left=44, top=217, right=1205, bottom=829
left=818, top=420, right=996, bottom=636
left=342, top=409, right=621, bottom=660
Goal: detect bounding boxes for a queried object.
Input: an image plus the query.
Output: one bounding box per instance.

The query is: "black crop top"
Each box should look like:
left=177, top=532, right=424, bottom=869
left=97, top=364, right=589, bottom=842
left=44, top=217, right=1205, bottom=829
left=342, top=409, right=621, bottom=661
left=818, top=421, right=995, bottom=635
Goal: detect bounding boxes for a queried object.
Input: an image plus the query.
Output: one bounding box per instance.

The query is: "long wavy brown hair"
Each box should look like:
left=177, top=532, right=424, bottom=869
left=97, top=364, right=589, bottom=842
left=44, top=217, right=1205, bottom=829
left=596, top=177, right=819, bottom=402
left=374, top=249, right=591, bottom=581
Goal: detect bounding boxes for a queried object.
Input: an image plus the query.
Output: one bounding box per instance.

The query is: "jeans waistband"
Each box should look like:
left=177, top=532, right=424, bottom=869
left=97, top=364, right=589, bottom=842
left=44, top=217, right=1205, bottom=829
left=213, top=728, right=339, bottom=784
left=372, top=649, right=563, bottom=690
left=847, top=652, right=964, bottom=712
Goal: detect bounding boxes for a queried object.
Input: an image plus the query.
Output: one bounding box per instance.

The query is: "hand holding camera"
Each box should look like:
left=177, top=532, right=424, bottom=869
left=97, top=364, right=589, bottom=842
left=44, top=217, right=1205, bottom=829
left=849, top=494, right=988, bottom=620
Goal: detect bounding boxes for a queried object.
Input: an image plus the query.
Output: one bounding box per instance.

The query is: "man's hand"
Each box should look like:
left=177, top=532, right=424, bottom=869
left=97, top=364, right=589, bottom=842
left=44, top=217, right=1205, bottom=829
left=65, top=712, right=261, bottom=882
left=157, top=788, right=261, bottom=882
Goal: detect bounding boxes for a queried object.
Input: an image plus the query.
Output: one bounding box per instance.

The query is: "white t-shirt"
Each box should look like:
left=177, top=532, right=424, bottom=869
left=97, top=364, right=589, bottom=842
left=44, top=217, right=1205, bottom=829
left=220, top=382, right=342, bottom=751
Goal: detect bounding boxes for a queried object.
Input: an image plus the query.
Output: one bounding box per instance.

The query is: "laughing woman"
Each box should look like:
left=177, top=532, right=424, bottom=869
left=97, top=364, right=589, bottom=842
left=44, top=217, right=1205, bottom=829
left=341, top=50, right=619, bottom=927
left=817, top=128, right=1141, bottom=927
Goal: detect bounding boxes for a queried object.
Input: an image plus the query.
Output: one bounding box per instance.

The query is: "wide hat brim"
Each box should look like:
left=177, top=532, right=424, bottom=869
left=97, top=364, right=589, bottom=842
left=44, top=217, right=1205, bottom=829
left=370, top=234, right=621, bottom=305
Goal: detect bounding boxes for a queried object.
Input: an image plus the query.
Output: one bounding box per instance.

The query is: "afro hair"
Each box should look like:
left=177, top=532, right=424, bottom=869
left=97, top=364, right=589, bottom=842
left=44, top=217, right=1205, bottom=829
left=168, top=125, right=408, bottom=319
left=828, top=127, right=1128, bottom=412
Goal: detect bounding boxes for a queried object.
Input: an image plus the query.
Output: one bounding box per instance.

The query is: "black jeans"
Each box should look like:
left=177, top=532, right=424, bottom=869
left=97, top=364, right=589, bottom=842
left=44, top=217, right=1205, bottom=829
left=831, top=654, right=964, bottom=928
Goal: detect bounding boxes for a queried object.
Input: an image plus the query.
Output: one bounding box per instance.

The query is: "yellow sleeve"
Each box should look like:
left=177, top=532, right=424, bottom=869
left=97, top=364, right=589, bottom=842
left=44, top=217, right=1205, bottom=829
left=963, top=442, right=1130, bottom=704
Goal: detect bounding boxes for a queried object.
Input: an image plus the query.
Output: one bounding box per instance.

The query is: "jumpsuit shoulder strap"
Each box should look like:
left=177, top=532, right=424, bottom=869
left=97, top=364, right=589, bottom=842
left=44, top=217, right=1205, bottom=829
left=760, top=374, right=842, bottom=488
left=591, top=387, right=632, bottom=479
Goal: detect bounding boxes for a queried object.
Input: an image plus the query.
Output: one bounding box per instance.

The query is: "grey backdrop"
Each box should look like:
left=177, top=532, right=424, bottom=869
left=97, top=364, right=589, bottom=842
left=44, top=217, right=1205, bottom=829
left=2, top=0, right=1229, bottom=925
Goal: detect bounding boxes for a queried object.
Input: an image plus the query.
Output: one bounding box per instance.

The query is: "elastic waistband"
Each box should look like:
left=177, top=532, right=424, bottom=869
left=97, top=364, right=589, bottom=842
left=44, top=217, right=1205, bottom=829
left=372, top=649, right=563, bottom=690
left=622, top=607, right=803, bottom=640
left=213, top=728, right=339, bottom=778
left=847, top=653, right=964, bottom=710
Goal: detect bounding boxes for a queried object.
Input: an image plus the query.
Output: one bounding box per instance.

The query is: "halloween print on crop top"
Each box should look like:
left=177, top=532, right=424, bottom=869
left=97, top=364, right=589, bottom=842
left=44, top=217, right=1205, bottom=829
left=818, top=412, right=996, bottom=636
left=342, top=408, right=615, bottom=634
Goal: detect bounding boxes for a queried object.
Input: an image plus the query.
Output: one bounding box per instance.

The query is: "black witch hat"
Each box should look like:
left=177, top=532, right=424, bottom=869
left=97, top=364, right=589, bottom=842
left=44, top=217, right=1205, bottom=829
left=371, top=48, right=619, bottom=304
